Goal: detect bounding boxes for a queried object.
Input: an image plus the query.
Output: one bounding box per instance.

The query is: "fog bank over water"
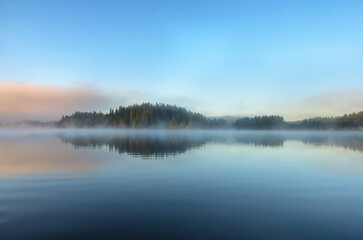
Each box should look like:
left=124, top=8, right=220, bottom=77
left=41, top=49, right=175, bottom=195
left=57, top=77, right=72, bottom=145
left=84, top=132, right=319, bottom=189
left=0, top=129, right=362, bottom=179
left=57, top=130, right=363, bottom=154
left=1, top=129, right=363, bottom=155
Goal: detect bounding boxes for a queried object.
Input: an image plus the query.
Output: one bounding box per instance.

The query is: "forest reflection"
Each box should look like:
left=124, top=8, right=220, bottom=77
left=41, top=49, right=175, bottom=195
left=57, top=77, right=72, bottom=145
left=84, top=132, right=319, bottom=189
left=59, top=131, right=363, bottom=158
left=60, top=133, right=208, bottom=158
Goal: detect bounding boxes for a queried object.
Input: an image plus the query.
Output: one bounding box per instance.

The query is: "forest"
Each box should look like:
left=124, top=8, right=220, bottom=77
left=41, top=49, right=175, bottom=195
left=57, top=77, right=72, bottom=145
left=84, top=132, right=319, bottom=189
left=56, top=103, right=363, bottom=130
left=57, top=103, right=226, bottom=129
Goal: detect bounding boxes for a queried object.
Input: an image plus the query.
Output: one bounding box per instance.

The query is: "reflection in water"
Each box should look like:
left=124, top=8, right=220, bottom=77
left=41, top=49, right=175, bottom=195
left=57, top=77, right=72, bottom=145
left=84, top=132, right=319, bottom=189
left=0, top=134, right=101, bottom=178
left=59, top=131, right=363, bottom=157
left=296, top=134, right=363, bottom=152
left=0, top=130, right=362, bottom=178
left=234, top=134, right=285, bottom=147
left=60, top=133, right=209, bottom=158
left=1, top=130, right=363, bottom=240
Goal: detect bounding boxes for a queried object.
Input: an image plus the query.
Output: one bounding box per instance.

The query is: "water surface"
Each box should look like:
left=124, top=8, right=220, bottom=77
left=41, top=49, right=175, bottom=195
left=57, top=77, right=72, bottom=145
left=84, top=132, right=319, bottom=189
left=1, top=130, right=363, bottom=239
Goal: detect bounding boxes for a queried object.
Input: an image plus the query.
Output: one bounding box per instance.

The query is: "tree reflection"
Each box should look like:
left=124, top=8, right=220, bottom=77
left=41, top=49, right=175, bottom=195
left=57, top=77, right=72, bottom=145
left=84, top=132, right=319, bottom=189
left=59, top=131, right=363, bottom=158
left=60, top=133, right=210, bottom=158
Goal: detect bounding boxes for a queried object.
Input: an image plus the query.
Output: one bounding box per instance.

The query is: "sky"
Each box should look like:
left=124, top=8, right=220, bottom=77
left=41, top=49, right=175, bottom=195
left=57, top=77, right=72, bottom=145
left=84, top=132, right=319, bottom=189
left=1, top=0, right=363, bottom=121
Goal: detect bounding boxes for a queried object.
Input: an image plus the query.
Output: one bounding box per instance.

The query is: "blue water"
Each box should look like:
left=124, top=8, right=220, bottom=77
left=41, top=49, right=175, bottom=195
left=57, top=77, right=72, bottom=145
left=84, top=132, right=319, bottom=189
left=1, top=130, right=363, bottom=239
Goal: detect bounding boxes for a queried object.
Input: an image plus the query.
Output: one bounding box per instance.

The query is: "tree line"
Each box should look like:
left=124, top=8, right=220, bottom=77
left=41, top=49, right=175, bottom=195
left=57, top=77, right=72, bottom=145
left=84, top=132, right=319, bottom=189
left=57, top=103, right=226, bottom=129
left=234, top=112, right=363, bottom=130
left=57, top=103, right=363, bottom=130
left=285, top=112, right=363, bottom=130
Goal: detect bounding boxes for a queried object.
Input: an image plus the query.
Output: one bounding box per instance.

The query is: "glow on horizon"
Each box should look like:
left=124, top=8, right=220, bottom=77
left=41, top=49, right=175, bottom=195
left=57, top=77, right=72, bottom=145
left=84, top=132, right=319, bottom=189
left=1, top=0, right=362, bottom=121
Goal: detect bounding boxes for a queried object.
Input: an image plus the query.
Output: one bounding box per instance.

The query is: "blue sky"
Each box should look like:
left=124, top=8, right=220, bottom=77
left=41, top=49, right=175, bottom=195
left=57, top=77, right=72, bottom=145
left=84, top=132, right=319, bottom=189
left=1, top=0, right=363, bottom=120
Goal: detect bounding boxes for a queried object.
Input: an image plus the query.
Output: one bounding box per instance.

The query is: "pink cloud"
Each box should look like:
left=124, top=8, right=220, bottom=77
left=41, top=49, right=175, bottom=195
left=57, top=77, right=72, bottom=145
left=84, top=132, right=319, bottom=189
left=283, top=89, right=363, bottom=121
left=0, top=82, right=110, bottom=121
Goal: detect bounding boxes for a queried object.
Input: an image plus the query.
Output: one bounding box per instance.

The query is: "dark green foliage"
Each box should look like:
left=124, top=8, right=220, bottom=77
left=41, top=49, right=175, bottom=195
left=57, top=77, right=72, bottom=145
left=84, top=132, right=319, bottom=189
left=234, top=116, right=284, bottom=129
left=57, top=103, right=226, bottom=129
left=57, top=103, right=363, bottom=130
left=285, top=111, right=363, bottom=130
left=57, top=111, right=105, bottom=128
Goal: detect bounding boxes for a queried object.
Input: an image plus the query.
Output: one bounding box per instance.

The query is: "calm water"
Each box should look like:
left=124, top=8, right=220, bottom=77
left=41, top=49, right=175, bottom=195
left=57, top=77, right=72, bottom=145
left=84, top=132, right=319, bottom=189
left=1, top=130, right=363, bottom=240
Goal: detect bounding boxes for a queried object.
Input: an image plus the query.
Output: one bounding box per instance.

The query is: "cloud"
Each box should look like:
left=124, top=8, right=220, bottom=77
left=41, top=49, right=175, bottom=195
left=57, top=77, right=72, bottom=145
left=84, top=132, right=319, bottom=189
left=0, top=81, right=202, bottom=122
left=0, top=82, right=111, bottom=121
left=2, top=82, right=361, bottom=122
left=284, top=89, right=363, bottom=121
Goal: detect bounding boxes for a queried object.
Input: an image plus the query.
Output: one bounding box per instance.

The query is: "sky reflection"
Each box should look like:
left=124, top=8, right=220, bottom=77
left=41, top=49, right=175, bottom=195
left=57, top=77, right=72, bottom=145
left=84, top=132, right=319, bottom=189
left=0, top=130, right=362, bottom=178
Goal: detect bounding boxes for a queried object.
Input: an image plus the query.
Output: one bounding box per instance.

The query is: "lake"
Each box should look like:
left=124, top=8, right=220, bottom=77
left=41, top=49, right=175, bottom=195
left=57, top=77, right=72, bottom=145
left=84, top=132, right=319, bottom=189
left=1, top=130, right=363, bottom=239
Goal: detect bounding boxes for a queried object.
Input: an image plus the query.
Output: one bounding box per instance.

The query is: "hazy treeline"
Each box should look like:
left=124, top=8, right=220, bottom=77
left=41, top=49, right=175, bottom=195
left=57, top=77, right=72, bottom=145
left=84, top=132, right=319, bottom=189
left=57, top=103, right=226, bottom=129
left=234, top=116, right=284, bottom=129
left=234, top=112, right=363, bottom=130
left=56, top=103, right=363, bottom=130
left=0, top=120, right=56, bottom=128
left=285, top=112, right=363, bottom=130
